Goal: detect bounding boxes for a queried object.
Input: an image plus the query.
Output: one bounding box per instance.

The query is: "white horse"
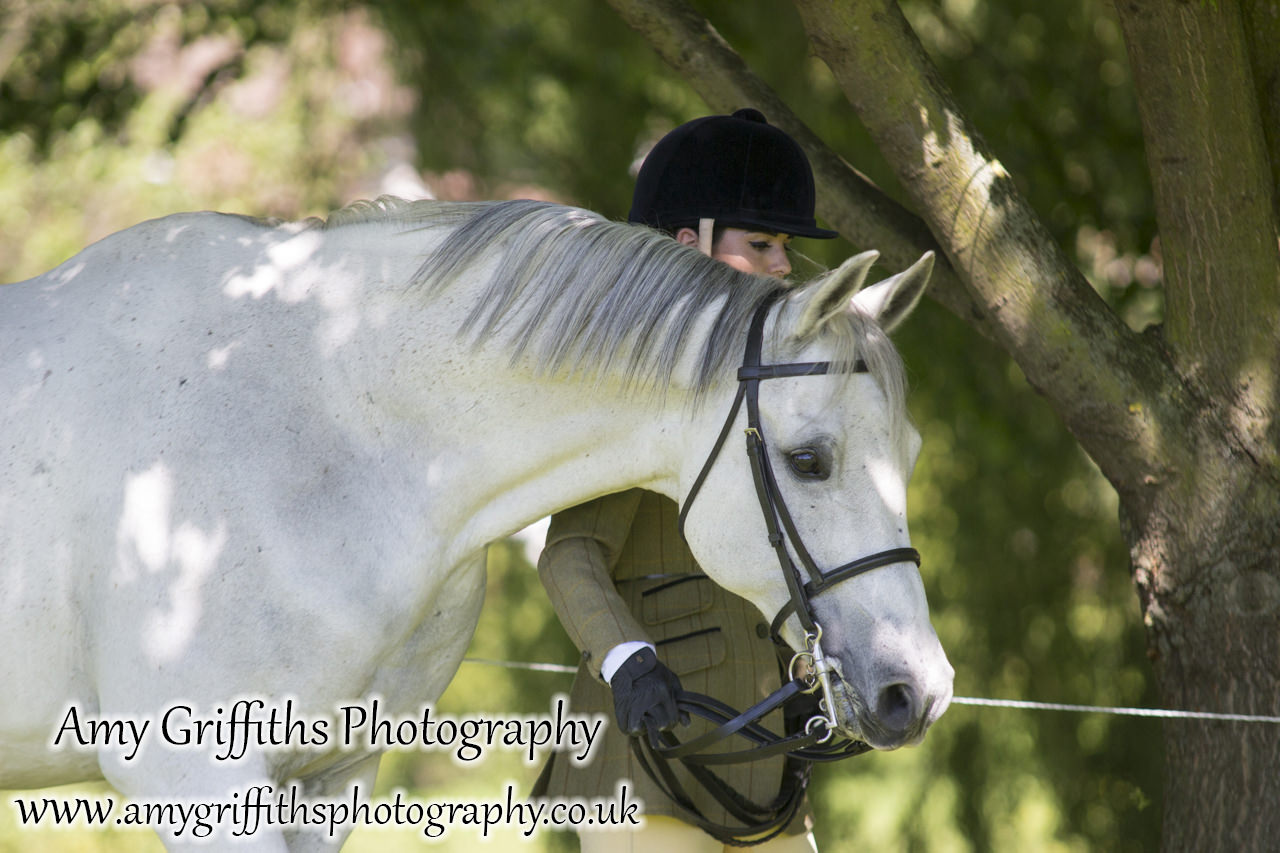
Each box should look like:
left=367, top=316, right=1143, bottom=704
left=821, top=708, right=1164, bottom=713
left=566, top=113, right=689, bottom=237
left=0, top=198, right=952, bottom=850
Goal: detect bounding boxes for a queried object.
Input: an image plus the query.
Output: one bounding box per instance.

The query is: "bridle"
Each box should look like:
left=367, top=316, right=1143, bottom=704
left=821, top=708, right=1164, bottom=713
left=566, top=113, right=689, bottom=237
left=631, top=290, right=921, bottom=845
left=680, top=289, right=922, bottom=705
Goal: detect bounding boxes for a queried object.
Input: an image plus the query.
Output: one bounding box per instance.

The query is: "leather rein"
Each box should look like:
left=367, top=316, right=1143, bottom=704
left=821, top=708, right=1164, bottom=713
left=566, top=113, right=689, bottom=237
left=632, top=291, right=921, bottom=845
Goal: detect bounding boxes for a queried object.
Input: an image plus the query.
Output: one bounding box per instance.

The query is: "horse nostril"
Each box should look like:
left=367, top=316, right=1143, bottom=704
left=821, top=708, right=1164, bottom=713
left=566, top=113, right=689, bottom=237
left=876, top=683, right=919, bottom=732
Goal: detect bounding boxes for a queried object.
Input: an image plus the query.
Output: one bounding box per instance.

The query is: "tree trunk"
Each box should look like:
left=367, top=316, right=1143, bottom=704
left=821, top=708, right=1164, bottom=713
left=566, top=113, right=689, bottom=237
left=1111, top=1, right=1280, bottom=848
left=1127, top=447, right=1280, bottom=850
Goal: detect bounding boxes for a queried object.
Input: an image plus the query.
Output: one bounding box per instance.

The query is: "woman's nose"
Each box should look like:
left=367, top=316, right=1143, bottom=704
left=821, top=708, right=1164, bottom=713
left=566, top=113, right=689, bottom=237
left=769, top=247, right=791, bottom=278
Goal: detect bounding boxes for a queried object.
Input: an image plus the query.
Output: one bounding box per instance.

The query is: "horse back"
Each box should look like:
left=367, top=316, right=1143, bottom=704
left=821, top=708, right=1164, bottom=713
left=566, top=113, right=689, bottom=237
left=0, top=212, right=439, bottom=778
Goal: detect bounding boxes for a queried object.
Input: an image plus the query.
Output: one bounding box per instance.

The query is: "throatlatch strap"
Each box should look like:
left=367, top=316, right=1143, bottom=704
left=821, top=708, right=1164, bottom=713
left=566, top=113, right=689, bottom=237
left=677, top=382, right=747, bottom=541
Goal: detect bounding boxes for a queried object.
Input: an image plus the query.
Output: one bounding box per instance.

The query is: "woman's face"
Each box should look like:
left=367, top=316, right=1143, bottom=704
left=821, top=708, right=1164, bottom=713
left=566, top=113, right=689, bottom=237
left=713, top=228, right=793, bottom=278
left=676, top=226, right=793, bottom=278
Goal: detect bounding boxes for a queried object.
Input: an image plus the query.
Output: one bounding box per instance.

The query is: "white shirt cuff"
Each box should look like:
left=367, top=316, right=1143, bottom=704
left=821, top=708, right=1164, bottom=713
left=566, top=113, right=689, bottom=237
left=600, top=641, right=656, bottom=682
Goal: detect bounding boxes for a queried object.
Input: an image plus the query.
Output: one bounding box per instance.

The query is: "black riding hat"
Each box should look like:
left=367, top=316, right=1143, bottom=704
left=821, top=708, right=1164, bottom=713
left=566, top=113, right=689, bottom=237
left=628, top=108, right=837, bottom=239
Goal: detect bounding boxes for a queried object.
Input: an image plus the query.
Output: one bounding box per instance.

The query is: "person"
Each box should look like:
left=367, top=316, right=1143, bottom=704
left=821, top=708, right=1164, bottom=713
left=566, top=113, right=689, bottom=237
left=535, top=109, right=838, bottom=853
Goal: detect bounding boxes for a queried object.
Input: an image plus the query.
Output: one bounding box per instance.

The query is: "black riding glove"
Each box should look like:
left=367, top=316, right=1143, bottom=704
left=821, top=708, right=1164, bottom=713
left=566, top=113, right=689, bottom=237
left=608, top=646, right=686, bottom=735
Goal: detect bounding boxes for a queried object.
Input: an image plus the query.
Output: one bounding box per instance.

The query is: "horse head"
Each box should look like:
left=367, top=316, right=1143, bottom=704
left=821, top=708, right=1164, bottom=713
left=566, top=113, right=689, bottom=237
left=678, top=250, right=953, bottom=750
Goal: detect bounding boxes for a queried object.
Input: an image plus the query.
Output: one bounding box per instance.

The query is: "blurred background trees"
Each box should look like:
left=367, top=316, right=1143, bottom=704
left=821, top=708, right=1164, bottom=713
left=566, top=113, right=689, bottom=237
left=1, top=1, right=1162, bottom=850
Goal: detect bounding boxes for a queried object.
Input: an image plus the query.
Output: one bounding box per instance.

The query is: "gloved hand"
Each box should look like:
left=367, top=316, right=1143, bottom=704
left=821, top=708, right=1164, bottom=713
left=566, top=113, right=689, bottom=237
left=608, top=646, right=686, bottom=735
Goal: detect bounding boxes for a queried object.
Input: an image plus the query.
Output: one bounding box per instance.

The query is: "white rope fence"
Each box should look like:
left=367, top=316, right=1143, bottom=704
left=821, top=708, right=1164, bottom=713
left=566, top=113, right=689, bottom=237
left=949, top=695, right=1280, bottom=724
left=462, top=657, right=1280, bottom=724
left=464, top=657, right=577, bottom=675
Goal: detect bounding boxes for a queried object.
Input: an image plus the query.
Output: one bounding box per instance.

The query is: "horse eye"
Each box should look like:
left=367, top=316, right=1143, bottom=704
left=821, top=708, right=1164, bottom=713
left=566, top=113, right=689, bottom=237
left=787, top=448, right=828, bottom=480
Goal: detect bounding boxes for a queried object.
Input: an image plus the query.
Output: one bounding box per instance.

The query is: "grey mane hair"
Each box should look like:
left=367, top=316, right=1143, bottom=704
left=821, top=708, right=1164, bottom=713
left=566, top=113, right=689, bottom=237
left=326, top=197, right=906, bottom=415
left=317, top=194, right=481, bottom=229
left=405, top=199, right=778, bottom=403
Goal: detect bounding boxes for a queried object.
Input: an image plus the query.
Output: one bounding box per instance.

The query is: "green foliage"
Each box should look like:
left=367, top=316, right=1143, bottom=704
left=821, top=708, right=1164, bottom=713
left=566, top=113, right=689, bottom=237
left=0, top=0, right=305, bottom=152
left=375, top=0, right=703, bottom=215
left=0, top=0, right=403, bottom=282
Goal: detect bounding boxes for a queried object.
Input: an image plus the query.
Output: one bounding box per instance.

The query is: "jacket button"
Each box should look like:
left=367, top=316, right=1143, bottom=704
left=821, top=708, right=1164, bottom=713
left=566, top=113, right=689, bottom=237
left=756, top=622, right=769, bottom=639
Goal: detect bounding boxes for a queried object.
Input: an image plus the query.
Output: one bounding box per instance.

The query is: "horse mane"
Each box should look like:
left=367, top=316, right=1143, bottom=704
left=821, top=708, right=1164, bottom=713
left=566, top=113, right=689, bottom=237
left=325, top=197, right=906, bottom=413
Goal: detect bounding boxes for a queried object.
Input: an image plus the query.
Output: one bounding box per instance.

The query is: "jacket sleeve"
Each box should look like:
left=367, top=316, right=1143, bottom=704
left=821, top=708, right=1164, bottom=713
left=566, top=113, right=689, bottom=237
left=538, top=490, right=648, bottom=680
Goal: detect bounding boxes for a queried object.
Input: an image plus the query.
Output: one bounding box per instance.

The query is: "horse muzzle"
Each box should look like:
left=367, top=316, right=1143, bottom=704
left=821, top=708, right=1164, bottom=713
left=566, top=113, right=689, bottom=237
left=827, top=658, right=955, bottom=751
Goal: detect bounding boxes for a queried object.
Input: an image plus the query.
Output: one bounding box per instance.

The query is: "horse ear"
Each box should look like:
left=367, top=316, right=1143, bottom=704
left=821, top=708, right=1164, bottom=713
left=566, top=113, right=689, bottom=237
left=850, top=251, right=934, bottom=333
left=794, top=250, right=879, bottom=339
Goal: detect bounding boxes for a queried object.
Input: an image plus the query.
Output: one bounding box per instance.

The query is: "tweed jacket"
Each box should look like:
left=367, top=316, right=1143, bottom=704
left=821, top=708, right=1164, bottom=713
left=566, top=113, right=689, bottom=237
left=534, top=488, right=811, bottom=834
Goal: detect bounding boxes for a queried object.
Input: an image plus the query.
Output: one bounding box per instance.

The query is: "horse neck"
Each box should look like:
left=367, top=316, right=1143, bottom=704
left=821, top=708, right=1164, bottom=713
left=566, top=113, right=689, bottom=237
left=440, top=368, right=693, bottom=556
left=315, top=235, right=707, bottom=563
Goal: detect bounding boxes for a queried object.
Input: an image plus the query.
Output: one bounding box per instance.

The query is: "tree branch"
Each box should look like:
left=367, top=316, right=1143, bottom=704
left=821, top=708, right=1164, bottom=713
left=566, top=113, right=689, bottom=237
left=784, top=0, right=1186, bottom=489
